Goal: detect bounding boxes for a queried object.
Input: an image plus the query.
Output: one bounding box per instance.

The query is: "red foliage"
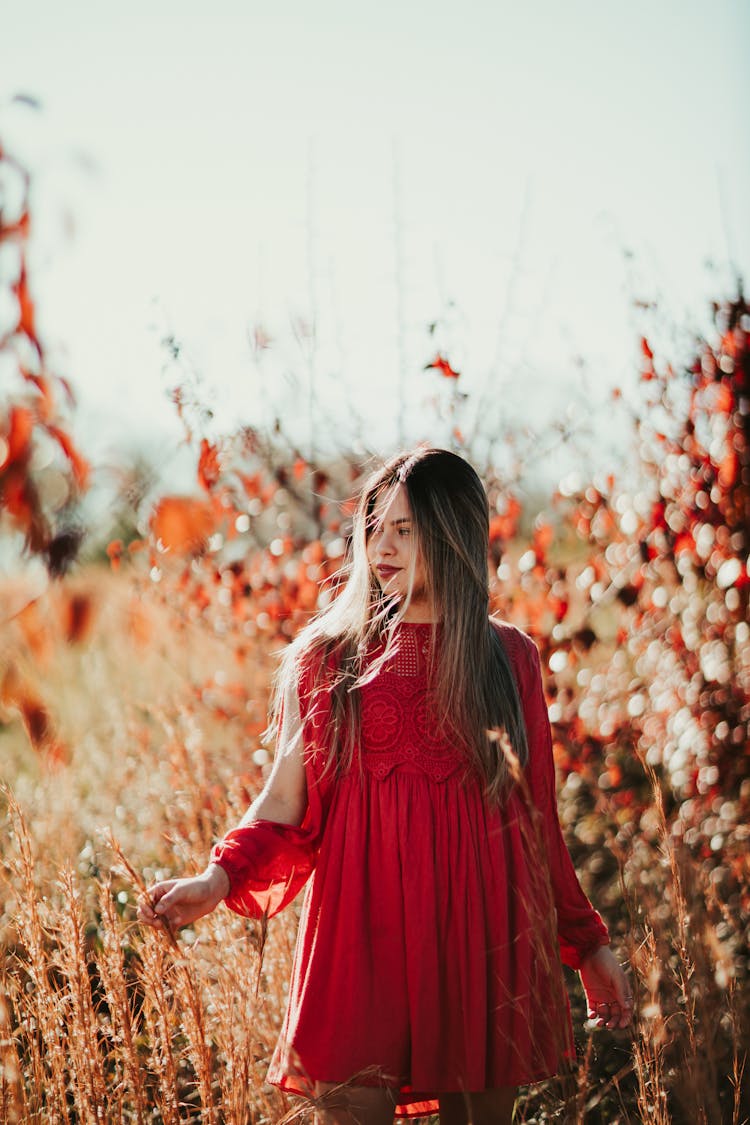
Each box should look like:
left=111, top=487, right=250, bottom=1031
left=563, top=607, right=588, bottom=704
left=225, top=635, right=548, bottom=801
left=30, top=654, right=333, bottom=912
left=149, top=495, right=216, bottom=555
left=197, top=439, right=222, bottom=492
left=488, top=494, right=522, bottom=546
left=0, top=139, right=90, bottom=569
left=424, top=353, right=461, bottom=379
left=0, top=662, right=68, bottom=766
left=60, top=591, right=95, bottom=644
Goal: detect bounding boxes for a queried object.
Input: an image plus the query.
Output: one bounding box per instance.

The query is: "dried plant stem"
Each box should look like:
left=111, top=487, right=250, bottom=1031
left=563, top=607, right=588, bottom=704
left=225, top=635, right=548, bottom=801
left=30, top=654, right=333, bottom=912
left=632, top=927, right=670, bottom=1125
left=53, top=865, right=108, bottom=1122
left=0, top=990, right=24, bottom=1125
left=641, top=755, right=725, bottom=1124
left=3, top=791, right=72, bottom=1122
left=726, top=976, right=747, bottom=1125
left=137, top=938, right=181, bottom=1125
left=96, top=881, right=147, bottom=1125
left=173, top=956, right=216, bottom=1124
left=104, top=830, right=180, bottom=952
left=106, top=830, right=218, bottom=1119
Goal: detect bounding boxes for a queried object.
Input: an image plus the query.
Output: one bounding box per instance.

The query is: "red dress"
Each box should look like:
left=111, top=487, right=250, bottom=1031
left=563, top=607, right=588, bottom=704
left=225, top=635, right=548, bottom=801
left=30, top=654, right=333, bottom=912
left=211, top=620, right=610, bottom=1119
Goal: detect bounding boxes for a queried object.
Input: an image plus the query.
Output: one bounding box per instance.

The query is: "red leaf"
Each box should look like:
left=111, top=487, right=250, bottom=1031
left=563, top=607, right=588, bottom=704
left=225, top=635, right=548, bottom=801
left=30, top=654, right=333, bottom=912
left=713, top=382, right=733, bottom=413
left=150, top=495, right=216, bottom=555
left=718, top=449, right=738, bottom=488
left=46, top=424, right=90, bottom=489
left=22, top=370, right=55, bottom=420
left=106, top=539, right=123, bottom=571
left=61, top=592, right=94, bottom=643
left=14, top=265, right=38, bottom=348
left=1, top=210, right=30, bottom=239
left=197, top=439, right=221, bottom=492
left=532, top=521, right=554, bottom=562
left=424, top=353, right=460, bottom=379
left=0, top=663, right=66, bottom=763
left=489, top=495, right=522, bottom=543
left=650, top=501, right=668, bottom=531
left=4, top=406, right=34, bottom=466
left=672, top=531, right=695, bottom=555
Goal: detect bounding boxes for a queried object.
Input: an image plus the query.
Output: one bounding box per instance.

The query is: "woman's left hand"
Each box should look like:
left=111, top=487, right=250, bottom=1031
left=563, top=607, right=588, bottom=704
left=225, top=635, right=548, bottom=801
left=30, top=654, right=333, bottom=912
left=579, top=944, right=634, bottom=1030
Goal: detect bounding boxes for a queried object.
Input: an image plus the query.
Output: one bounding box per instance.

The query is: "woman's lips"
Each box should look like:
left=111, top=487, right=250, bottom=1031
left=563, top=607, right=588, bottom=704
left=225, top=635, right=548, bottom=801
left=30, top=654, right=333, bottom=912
left=377, top=566, right=400, bottom=577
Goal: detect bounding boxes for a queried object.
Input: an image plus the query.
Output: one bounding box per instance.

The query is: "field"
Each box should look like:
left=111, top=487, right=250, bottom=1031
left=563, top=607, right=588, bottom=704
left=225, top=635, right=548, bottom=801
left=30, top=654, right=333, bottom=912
left=1, top=141, right=749, bottom=1121
left=1, top=511, right=748, bottom=1124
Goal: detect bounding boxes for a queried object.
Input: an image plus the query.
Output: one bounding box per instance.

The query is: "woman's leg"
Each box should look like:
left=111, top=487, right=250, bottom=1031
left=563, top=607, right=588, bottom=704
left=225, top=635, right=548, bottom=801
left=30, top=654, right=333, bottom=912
left=438, top=1087, right=518, bottom=1125
left=313, top=1079, right=397, bottom=1125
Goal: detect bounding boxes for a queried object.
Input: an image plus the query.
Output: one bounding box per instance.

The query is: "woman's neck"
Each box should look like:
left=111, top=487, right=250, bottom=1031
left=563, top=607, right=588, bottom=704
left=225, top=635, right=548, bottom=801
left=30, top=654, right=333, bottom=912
left=400, top=600, right=439, bottom=623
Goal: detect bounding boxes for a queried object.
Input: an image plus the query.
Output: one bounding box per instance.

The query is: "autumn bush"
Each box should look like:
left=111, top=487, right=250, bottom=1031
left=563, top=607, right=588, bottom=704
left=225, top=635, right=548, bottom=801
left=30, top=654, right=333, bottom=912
left=2, top=132, right=749, bottom=1123
left=0, top=131, right=90, bottom=577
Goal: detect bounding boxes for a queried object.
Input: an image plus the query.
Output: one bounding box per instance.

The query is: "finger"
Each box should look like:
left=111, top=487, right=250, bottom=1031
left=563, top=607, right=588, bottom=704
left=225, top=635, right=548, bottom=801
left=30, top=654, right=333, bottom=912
left=617, top=1001, right=634, bottom=1028
left=591, top=998, right=632, bottom=1031
left=591, top=1001, right=616, bottom=1030
left=136, top=904, right=164, bottom=929
left=154, top=888, right=192, bottom=930
left=612, top=969, right=633, bottom=1010
left=154, top=885, right=184, bottom=916
left=611, top=987, right=634, bottom=1029
left=587, top=1002, right=606, bottom=1027
left=148, top=881, right=175, bottom=905
left=140, top=913, right=165, bottom=930
left=153, top=901, right=177, bottom=927
left=136, top=894, right=163, bottom=927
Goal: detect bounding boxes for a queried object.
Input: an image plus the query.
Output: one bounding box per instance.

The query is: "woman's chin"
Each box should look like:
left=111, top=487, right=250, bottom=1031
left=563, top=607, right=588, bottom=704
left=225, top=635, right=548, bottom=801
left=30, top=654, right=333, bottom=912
left=375, top=577, right=404, bottom=596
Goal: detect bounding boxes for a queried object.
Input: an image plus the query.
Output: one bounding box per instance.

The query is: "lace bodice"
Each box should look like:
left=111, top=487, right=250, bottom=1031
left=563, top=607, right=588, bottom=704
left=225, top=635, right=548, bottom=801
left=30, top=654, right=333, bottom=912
left=359, top=623, right=468, bottom=782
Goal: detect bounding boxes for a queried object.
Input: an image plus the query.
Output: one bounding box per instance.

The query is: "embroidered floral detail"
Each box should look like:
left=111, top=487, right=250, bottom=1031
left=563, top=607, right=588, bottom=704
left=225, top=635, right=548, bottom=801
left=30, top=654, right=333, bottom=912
left=359, top=624, right=465, bottom=782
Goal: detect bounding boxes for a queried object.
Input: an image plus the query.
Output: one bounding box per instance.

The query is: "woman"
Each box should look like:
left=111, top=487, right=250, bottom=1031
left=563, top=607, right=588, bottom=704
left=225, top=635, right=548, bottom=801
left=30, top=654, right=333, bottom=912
left=138, top=447, right=633, bottom=1124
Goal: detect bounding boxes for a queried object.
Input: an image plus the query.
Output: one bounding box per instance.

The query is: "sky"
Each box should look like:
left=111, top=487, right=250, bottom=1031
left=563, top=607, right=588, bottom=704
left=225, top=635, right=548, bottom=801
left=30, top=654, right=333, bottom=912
left=1, top=0, right=749, bottom=502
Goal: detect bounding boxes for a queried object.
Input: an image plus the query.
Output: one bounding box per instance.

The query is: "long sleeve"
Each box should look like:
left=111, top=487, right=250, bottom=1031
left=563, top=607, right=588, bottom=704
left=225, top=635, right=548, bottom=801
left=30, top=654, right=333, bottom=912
left=516, top=633, right=610, bottom=971
left=210, top=666, right=329, bottom=919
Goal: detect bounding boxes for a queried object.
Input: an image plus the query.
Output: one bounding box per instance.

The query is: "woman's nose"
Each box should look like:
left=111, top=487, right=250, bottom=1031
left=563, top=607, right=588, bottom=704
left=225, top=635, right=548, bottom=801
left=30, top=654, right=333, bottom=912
left=378, top=531, right=396, bottom=556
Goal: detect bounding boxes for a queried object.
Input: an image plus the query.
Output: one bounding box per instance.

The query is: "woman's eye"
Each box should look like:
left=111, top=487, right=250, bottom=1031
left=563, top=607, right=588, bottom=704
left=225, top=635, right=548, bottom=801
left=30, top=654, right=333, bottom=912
left=398, top=528, right=411, bottom=537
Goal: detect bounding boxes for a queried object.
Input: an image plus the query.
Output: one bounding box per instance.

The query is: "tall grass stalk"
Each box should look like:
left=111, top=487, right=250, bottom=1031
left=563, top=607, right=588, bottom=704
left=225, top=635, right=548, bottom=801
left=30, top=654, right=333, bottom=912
left=0, top=990, right=24, bottom=1124
left=96, top=880, right=147, bottom=1124
left=624, top=755, right=747, bottom=1124
left=53, top=865, right=108, bottom=1121
left=3, top=789, right=72, bottom=1122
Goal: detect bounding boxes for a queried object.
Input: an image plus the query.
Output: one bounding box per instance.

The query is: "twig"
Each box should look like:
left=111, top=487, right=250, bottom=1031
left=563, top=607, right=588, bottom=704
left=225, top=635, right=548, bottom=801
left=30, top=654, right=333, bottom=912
left=103, top=829, right=180, bottom=953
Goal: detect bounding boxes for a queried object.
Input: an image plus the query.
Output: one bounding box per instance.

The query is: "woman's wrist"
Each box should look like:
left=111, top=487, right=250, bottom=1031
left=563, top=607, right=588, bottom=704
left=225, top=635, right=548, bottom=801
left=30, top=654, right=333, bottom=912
left=202, top=862, right=231, bottom=901
left=579, top=939, right=610, bottom=967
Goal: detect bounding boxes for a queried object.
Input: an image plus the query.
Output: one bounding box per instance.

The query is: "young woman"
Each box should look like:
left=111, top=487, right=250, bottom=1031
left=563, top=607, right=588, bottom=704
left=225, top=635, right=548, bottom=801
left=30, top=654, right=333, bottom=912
left=138, top=448, right=633, bottom=1125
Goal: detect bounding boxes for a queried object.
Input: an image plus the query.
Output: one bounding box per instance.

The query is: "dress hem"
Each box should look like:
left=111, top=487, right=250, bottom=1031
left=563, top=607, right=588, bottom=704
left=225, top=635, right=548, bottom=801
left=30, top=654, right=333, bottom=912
left=268, top=1061, right=569, bottom=1120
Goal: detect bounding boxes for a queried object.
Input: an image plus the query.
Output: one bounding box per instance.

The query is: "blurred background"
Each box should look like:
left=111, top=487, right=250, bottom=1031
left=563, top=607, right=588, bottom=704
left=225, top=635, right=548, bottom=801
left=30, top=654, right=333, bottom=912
left=1, top=3, right=749, bottom=1123
left=2, top=0, right=748, bottom=502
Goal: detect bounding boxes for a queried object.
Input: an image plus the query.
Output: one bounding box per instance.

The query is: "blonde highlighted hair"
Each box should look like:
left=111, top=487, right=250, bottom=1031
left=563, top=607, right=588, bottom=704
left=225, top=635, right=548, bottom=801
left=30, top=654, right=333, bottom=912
left=265, top=447, right=529, bottom=805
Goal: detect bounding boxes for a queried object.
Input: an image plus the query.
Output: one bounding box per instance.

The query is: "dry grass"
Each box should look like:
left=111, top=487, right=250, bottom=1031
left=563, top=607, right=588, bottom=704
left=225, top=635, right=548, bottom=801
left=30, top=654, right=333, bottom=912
left=1, top=566, right=748, bottom=1123
left=614, top=753, right=749, bottom=1125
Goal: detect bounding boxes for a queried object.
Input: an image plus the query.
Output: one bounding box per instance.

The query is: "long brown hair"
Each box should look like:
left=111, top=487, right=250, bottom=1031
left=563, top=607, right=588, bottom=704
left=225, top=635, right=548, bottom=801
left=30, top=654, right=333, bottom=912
left=265, top=447, right=529, bottom=805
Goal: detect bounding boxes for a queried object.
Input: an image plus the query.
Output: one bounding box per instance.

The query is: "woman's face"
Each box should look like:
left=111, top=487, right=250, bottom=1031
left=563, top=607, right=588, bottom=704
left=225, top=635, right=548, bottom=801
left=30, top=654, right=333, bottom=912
left=365, top=483, right=433, bottom=621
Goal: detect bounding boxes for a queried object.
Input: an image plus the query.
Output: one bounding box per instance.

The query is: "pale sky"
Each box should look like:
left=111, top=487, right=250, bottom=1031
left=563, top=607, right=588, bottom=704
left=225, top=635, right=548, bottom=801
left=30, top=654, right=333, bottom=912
left=1, top=0, right=748, bottom=499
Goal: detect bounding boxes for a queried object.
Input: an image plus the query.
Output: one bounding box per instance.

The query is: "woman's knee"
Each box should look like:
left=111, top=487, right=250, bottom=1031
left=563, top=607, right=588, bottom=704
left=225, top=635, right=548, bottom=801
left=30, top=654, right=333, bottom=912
left=313, top=1079, right=397, bottom=1125
left=438, top=1086, right=518, bottom=1125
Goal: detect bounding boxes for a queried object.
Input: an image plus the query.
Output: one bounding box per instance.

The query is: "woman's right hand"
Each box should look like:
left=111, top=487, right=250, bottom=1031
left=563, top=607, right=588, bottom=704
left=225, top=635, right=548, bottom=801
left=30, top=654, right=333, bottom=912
left=136, top=863, right=231, bottom=931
